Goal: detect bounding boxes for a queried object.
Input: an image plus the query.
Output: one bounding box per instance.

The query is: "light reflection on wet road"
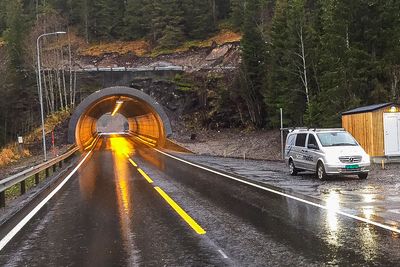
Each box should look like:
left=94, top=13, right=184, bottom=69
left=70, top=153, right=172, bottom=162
left=0, top=137, right=226, bottom=266
left=179, top=154, right=400, bottom=230
left=1, top=136, right=400, bottom=266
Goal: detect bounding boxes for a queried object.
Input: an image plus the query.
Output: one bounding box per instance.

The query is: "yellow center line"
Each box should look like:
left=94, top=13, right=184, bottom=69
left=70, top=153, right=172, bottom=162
left=137, top=168, right=154, bottom=184
left=154, top=187, right=206, bottom=235
left=124, top=153, right=206, bottom=235
left=128, top=158, right=138, bottom=167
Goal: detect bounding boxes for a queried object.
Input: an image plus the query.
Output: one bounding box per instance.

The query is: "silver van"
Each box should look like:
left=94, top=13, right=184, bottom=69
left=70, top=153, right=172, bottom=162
left=285, top=129, right=370, bottom=180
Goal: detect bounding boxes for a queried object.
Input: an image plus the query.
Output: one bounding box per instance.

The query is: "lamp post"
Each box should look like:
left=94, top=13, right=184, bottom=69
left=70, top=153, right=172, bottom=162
left=36, top=31, right=66, bottom=161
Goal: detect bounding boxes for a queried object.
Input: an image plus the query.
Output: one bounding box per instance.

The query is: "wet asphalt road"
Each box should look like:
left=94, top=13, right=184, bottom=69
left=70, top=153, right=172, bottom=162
left=1, top=136, right=400, bottom=266
left=177, top=154, right=400, bottom=229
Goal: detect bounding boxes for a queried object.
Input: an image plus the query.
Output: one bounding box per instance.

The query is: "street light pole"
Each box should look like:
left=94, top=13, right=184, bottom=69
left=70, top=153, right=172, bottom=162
left=36, top=31, right=66, bottom=161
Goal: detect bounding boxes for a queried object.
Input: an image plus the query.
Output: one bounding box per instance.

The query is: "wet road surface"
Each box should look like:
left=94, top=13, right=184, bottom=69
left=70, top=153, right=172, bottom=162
left=1, top=136, right=400, bottom=266
left=178, top=154, right=400, bottom=229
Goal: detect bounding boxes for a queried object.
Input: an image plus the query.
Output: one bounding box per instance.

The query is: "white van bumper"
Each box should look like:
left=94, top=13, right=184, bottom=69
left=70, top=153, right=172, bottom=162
left=325, top=163, right=370, bottom=175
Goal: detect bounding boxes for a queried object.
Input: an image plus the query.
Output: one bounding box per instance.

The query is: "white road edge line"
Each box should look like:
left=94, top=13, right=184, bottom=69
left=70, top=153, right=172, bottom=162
left=154, top=148, right=400, bottom=234
left=218, top=249, right=229, bottom=259
left=0, top=146, right=95, bottom=251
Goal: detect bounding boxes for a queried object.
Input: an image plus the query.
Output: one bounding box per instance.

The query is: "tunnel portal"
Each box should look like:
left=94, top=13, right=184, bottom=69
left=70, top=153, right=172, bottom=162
left=68, top=86, right=172, bottom=149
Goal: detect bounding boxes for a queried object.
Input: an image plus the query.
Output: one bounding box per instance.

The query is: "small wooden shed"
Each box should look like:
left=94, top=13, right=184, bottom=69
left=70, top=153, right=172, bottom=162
left=342, top=103, right=400, bottom=157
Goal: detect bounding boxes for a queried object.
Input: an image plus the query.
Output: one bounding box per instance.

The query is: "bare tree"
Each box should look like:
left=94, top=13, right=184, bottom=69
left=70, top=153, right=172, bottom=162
left=25, top=8, right=79, bottom=114
left=391, top=66, right=400, bottom=101
left=296, top=25, right=310, bottom=106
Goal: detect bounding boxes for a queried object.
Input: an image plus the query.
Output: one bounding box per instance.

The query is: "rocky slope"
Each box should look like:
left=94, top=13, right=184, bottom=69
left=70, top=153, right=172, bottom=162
left=75, top=42, right=241, bottom=72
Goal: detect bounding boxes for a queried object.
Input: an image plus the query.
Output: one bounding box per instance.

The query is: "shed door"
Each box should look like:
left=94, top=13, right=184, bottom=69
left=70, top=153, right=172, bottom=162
left=383, top=113, right=400, bottom=156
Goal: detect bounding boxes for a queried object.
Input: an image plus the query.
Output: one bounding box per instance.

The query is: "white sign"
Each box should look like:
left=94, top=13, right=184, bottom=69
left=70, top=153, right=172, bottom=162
left=18, top=136, right=23, bottom=144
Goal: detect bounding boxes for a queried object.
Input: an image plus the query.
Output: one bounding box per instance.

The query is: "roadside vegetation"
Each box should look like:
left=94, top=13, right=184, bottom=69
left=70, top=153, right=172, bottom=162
left=0, top=110, right=70, bottom=167
left=79, top=30, right=241, bottom=58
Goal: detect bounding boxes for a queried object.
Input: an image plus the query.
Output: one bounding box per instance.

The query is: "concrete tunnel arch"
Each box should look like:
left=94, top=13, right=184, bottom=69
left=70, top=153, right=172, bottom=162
left=68, top=86, right=172, bottom=149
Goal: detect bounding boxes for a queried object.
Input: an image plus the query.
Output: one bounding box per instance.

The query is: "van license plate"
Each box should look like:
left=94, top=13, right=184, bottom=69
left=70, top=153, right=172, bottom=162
left=345, top=164, right=359, bottom=169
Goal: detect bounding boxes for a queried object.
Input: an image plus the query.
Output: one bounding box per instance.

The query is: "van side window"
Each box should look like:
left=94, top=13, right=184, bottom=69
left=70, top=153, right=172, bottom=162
left=308, top=134, right=319, bottom=149
left=295, top=133, right=307, bottom=147
left=287, top=134, right=295, bottom=146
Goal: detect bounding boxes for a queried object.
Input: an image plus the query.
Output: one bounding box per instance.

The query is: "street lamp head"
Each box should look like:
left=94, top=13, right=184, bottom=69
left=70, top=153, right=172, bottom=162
left=56, top=31, right=67, bottom=34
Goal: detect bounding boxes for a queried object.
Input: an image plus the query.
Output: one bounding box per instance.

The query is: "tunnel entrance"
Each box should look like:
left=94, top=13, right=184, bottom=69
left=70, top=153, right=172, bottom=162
left=68, top=86, right=172, bottom=149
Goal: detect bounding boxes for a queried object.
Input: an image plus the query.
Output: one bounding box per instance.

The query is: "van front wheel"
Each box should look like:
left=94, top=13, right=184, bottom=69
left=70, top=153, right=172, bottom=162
left=317, top=162, right=328, bottom=181
left=289, top=160, right=298, bottom=176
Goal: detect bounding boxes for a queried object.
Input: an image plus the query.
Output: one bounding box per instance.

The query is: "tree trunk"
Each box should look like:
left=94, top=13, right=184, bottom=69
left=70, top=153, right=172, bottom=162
left=299, top=26, right=310, bottom=107
left=61, top=47, right=68, bottom=108
left=49, top=70, right=55, bottom=113
left=84, top=0, right=89, bottom=43
left=73, top=70, right=77, bottom=106
left=68, top=31, right=74, bottom=107
left=391, top=68, right=399, bottom=101
left=42, top=69, right=50, bottom=114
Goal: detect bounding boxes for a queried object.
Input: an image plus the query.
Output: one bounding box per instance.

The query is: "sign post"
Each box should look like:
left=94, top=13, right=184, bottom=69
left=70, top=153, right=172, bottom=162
left=280, top=108, right=284, bottom=160
left=52, top=131, right=56, bottom=157
left=17, top=136, right=23, bottom=154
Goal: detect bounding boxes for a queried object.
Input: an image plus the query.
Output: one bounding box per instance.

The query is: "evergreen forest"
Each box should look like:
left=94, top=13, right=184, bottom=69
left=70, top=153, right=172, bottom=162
left=0, top=0, right=399, bottom=146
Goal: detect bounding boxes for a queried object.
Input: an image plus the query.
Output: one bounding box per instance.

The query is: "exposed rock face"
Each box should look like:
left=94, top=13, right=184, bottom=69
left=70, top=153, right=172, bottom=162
left=131, top=78, right=198, bottom=129
left=76, top=42, right=240, bottom=73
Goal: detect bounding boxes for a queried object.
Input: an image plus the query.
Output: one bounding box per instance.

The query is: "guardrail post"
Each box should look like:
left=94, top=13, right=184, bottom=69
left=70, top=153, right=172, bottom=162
left=20, top=180, right=26, bottom=195
left=0, top=191, right=5, bottom=207
left=59, top=160, right=63, bottom=168
left=45, top=168, right=49, bottom=178
left=53, top=164, right=56, bottom=173
left=35, top=173, right=40, bottom=185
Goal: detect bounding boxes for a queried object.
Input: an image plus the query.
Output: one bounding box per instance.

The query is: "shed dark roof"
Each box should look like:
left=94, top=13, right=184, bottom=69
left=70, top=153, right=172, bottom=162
left=342, top=103, right=394, bottom=116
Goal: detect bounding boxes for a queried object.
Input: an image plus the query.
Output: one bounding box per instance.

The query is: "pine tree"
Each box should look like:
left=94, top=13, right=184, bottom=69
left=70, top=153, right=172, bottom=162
left=216, top=0, right=231, bottom=20
left=3, top=0, right=25, bottom=70
left=315, top=0, right=382, bottom=125
left=149, top=0, right=185, bottom=48
left=240, top=0, right=267, bottom=128
left=382, top=0, right=400, bottom=101
left=90, top=0, right=125, bottom=40
left=124, top=0, right=147, bottom=39
left=0, top=0, right=6, bottom=34
left=267, top=0, right=322, bottom=127
left=230, top=0, right=245, bottom=30
left=183, top=1, right=215, bottom=39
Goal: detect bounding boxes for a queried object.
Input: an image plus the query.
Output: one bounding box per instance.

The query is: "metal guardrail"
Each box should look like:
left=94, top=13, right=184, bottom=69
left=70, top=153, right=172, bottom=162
left=0, top=146, right=79, bottom=207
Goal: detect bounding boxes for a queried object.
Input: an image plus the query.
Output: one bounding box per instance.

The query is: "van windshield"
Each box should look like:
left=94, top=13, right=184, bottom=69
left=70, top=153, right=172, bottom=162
left=317, top=132, right=358, bottom=147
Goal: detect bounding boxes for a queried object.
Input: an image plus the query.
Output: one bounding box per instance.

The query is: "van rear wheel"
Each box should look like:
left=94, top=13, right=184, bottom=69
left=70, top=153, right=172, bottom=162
left=317, top=162, right=327, bottom=181
left=289, top=160, right=298, bottom=176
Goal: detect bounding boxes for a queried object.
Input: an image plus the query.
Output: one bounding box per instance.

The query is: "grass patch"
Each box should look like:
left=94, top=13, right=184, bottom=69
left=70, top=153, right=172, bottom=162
left=79, top=40, right=150, bottom=57
left=0, top=146, right=31, bottom=167
left=4, top=167, right=53, bottom=203
left=172, top=74, right=194, bottom=91
left=4, top=176, right=36, bottom=201
left=151, top=30, right=242, bottom=57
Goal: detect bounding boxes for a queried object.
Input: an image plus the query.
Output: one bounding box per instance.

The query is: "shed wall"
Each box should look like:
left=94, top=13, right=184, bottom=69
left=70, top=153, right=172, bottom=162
left=342, top=112, right=374, bottom=155
left=371, top=109, right=386, bottom=156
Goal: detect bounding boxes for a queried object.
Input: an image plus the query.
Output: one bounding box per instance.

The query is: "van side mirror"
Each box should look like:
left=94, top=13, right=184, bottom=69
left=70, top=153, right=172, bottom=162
left=308, top=144, right=318, bottom=150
